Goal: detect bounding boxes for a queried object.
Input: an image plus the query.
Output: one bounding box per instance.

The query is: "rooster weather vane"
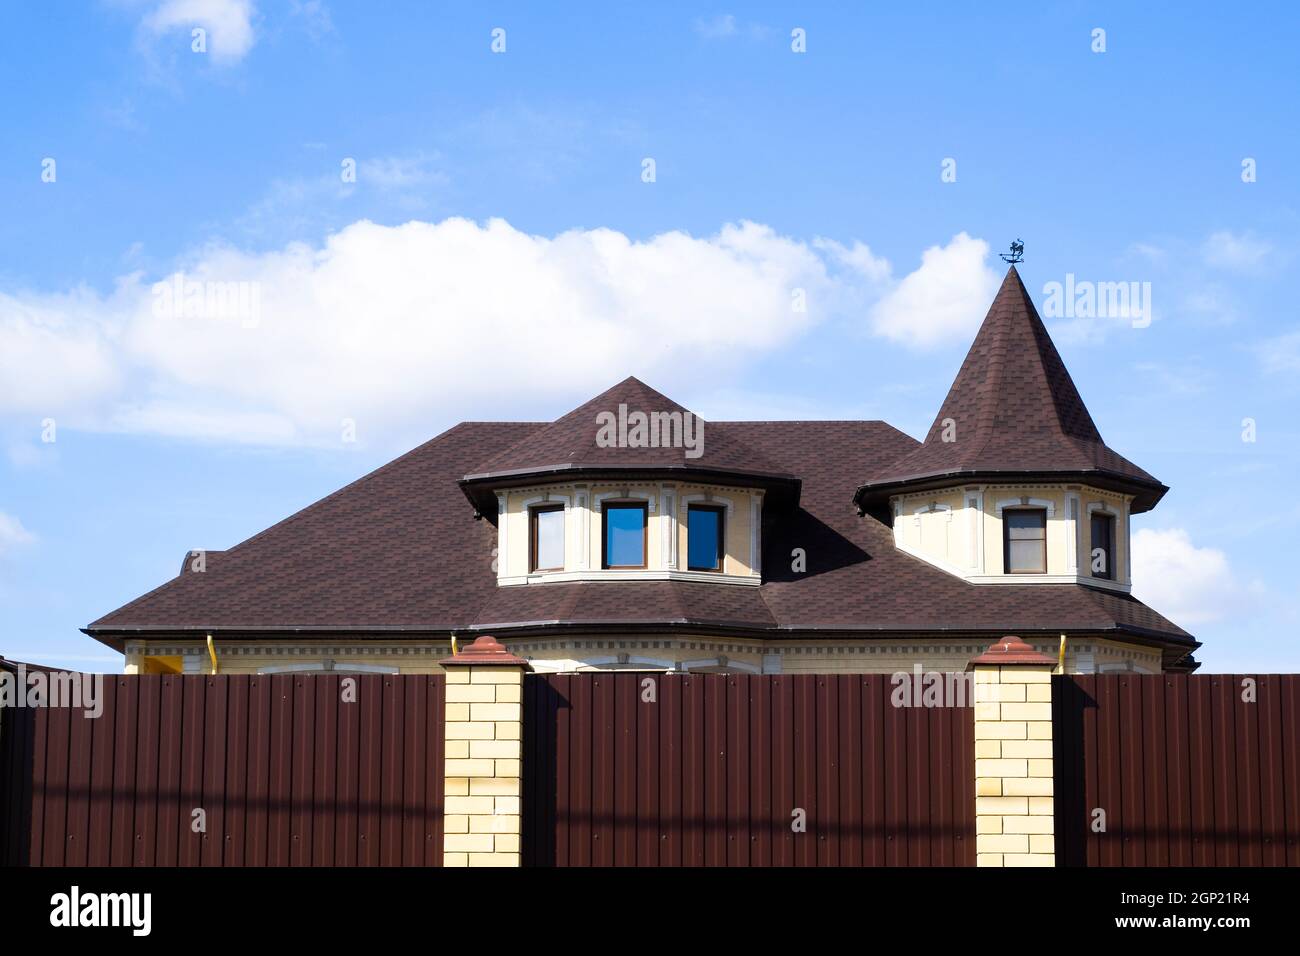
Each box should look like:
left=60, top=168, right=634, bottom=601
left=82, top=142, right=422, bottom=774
left=1000, top=239, right=1024, bottom=264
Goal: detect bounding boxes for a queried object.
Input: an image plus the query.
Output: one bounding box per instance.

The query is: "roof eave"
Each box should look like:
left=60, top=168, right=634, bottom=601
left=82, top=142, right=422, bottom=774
left=459, top=464, right=802, bottom=520
left=853, top=468, right=1168, bottom=514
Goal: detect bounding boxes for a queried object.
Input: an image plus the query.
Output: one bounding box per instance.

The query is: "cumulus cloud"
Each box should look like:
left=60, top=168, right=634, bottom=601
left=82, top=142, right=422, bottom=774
left=1201, top=230, right=1273, bottom=272
left=0, top=218, right=998, bottom=447
left=1131, top=528, right=1251, bottom=626
left=0, top=287, right=125, bottom=417
left=0, top=512, right=36, bottom=555
left=141, top=0, right=257, bottom=65
left=0, top=218, right=862, bottom=445
left=867, top=233, right=1000, bottom=349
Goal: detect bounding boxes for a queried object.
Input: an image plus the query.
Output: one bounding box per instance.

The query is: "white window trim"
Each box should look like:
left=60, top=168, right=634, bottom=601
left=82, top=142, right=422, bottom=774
left=522, top=494, right=571, bottom=573
left=681, top=493, right=734, bottom=575
left=1064, top=491, right=1081, bottom=574
left=680, top=492, right=735, bottom=515
left=994, top=497, right=1056, bottom=517
left=1085, top=500, right=1123, bottom=583
left=594, top=489, right=657, bottom=571
left=966, top=489, right=984, bottom=573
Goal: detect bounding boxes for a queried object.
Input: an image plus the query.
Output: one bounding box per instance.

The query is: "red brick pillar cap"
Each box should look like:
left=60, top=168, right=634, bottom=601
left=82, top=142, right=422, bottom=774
left=443, top=635, right=531, bottom=669
left=967, top=635, right=1056, bottom=669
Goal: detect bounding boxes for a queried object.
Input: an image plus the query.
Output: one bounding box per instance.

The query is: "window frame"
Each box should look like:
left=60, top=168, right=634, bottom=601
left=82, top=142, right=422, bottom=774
left=1090, top=511, right=1116, bottom=581
left=529, top=502, right=566, bottom=573
left=1002, top=507, right=1048, bottom=574
left=601, top=501, right=649, bottom=570
left=686, top=503, right=727, bottom=572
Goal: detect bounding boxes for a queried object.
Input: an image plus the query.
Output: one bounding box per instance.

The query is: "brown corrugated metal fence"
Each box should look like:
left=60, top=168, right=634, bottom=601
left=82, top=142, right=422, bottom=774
left=1054, top=674, right=1300, bottom=866
left=523, top=672, right=975, bottom=866
left=0, top=672, right=445, bottom=866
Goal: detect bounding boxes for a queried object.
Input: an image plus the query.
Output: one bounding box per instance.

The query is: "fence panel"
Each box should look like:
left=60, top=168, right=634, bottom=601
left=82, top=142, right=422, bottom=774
left=1054, top=673, right=1300, bottom=866
left=0, top=670, right=444, bottom=866
left=522, top=672, right=975, bottom=866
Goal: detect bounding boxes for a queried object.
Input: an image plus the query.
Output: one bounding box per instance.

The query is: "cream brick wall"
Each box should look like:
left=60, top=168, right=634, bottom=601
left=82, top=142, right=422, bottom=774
left=973, top=664, right=1055, bottom=867
left=442, top=664, right=525, bottom=867
left=121, top=634, right=1164, bottom=677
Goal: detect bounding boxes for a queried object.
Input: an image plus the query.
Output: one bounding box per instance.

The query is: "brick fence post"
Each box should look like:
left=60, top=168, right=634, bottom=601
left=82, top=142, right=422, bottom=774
left=441, top=635, right=531, bottom=867
left=969, top=636, right=1056, bottom=867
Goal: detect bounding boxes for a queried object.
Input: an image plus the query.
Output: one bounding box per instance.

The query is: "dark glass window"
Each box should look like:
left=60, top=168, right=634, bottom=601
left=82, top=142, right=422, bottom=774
left=1003, top=509, right=1047, bottom=573
left=602, top=502, right=648, bottom=569
left=529, top=504, right=565, bottom=572
left=1090, top=512, right=1115, bottom=580
left=687, top=505, right=725, bottom=572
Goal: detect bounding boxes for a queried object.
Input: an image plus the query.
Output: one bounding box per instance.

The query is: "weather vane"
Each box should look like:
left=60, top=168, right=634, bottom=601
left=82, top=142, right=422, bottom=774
left=1000, top=238, right=1024, bottom=264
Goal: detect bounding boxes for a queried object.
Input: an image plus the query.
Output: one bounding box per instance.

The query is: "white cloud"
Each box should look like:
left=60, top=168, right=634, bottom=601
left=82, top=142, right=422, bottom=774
left=142, top=0, right=257, bottom=65
left=694, top=15, right=738, bottom=38
left=1131, top=528, right=1252, bottom=626
left=0, top=512, right=36, bottom=555
left=0, top=287, right=125, bottom=417
left=867, top=233, right=1000, bottom=349
left=0, top=219, right=1000, bottom=447
left=813, top=238, right=891, bottom=283
left=1201, top=230, right=1273, bottom=272
left=0, top=219, right=844, bottom=444
left=1255, top=329, right=1300, bottom=374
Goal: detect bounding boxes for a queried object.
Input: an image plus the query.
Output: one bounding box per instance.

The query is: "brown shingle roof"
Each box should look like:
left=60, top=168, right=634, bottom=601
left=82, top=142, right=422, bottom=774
left=84, top=278, right=1194, bottom=660
left=87, top=419, right=1194, bottom=656
left=465, top=376, right=794, bottom=481
left=854, top=267, right=1167, bottom=513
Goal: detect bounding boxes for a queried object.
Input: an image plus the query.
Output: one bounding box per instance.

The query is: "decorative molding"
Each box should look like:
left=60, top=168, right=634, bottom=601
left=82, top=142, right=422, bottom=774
left=994, top=496, right=1056, bottom=518
left=594, top=489, right=658, bottom=513
left=679, top=493, right=735, bottom=514
left=496, top=493, right=508, bottom=583
left=1064, top=492, right=1081, bottom=574
left=498, top=568, right=761, bottom=587
left=679, top=657, right=762, bottom=675
left=257, top=661, right=400, bottom=675
left=575, top=488, right=590, bottom=570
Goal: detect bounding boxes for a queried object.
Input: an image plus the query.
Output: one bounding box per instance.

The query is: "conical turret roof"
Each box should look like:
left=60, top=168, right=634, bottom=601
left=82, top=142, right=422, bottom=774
left=854, top=267, right=1166, bottom=512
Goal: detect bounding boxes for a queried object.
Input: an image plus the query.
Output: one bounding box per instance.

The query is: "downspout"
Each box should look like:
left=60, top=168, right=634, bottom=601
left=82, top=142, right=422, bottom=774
left=1057, top=633, right=1067, bottom=675
left=206, top=633, right=219, bottom=675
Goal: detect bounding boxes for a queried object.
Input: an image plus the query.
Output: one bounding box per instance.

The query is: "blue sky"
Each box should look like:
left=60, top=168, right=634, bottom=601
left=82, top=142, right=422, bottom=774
left=1, top=2, right=1297, bottom=671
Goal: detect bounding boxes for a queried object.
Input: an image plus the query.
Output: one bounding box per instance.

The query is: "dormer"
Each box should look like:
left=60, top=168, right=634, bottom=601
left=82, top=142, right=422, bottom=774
left=458, top=377, right=800, bottom=587
left=853, top=267, right=1166, bottom=593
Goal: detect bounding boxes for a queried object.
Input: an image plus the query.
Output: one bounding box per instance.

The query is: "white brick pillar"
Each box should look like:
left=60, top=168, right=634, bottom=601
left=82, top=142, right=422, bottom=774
left=441, top=635, right=531, bottom=867
left=970, top=636, right=1056, bottom=867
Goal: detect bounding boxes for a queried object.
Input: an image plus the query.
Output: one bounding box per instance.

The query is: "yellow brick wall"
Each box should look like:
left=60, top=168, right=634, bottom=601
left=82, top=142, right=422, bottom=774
left=973, top=664, right=1055, bottom=867
left=442, top=665, right=524, bottom=867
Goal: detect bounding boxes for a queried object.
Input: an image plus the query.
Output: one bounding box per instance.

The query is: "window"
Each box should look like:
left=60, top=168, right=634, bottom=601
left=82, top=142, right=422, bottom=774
left=1090, top=512, right=1115, bottom=580
left=602, top=502, right=648, bottom=569
left=687, top=504, right=725, bottom=571
left=1003, top=508, right=1047, bottom=573
left=529, top=504, right=565, bottom=572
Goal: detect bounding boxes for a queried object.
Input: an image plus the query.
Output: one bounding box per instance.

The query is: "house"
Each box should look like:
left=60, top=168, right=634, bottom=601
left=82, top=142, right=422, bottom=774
left=85, top=267, right=1198, bottom=676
